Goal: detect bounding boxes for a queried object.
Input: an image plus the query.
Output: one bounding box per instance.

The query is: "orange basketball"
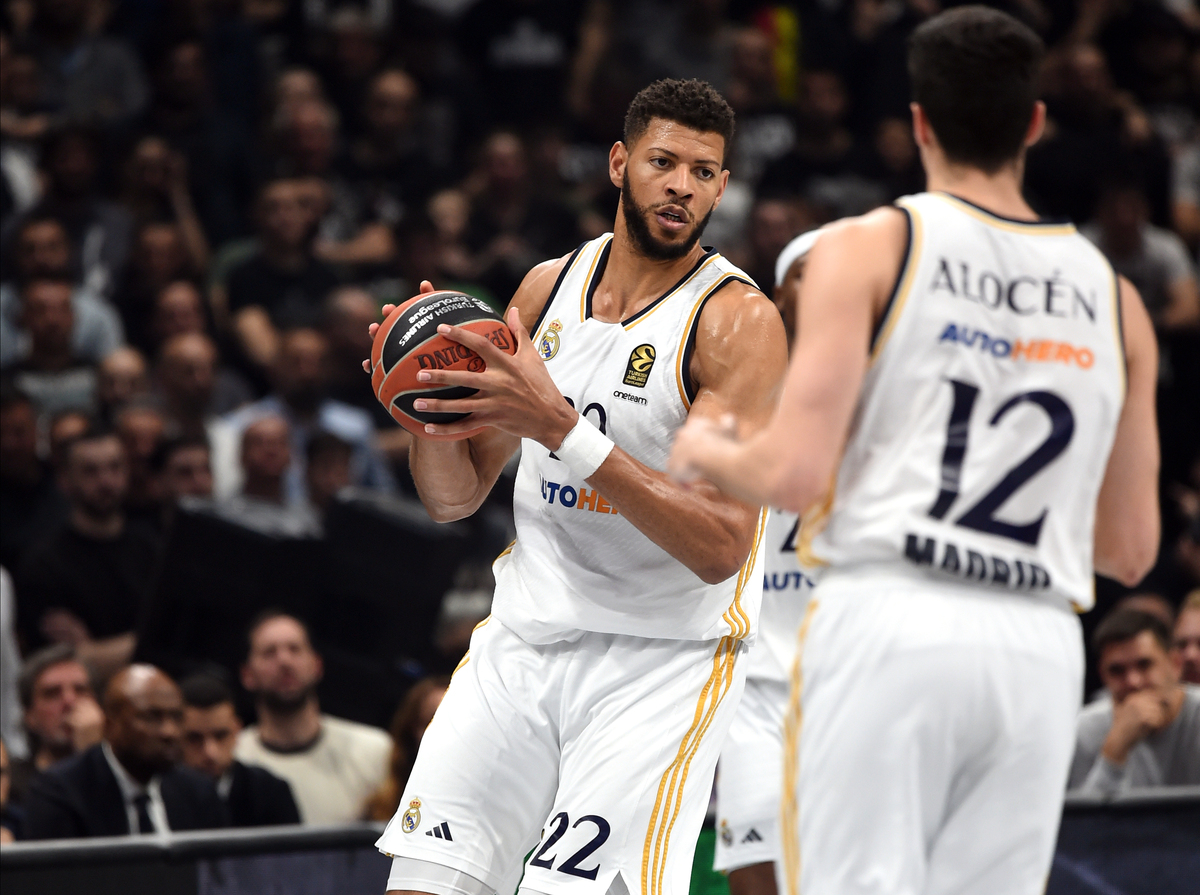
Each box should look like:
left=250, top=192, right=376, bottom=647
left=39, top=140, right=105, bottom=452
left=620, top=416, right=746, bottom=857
left=371, top=291, right=516, bottom=441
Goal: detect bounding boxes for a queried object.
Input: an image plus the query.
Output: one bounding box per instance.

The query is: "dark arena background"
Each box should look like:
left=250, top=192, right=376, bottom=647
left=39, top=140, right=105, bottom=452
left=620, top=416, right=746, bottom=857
left=1, top=1, right=1197, bottom=894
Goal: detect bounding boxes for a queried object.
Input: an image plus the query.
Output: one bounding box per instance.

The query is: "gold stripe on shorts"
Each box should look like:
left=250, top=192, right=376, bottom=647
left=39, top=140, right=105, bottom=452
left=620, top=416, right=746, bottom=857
left=781, top=600, right=820, bottom=895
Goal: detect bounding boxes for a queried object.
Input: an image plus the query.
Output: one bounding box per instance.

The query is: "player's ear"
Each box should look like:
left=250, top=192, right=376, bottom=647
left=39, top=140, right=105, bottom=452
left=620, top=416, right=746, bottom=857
left=1024, top=101, right=1047, bottom=148
left=609, top=141, right=628, bottom=189
left=711, top=168, right=730, bottom=210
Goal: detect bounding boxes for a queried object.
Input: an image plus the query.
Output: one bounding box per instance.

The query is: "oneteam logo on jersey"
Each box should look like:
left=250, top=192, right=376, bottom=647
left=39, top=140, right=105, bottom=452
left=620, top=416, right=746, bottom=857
left=622, top=344, right=656, bottom=387
left=539, top=476, right=620, bottom=514
left=938, top=323, right=1095, bottom=369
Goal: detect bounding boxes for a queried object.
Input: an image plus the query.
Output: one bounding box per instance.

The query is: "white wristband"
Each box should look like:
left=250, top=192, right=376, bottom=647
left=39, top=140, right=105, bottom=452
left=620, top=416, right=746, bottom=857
left=556, top=414, right=614, bottom=479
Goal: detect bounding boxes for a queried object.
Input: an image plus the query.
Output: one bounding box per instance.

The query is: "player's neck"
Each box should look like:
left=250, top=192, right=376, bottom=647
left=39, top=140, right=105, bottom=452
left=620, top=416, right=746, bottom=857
left=924, top=158, right=1037, bottom=223
left=598, top=224, right=708, bottom=323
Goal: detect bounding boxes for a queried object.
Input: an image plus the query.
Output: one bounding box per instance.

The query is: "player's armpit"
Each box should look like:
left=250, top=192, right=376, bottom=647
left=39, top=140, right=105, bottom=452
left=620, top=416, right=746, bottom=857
left=1094, top=277, right=1160, bottom=586
left=408, top=258, right=569, bottom=522
left=588, top=285, right=788, bottom=584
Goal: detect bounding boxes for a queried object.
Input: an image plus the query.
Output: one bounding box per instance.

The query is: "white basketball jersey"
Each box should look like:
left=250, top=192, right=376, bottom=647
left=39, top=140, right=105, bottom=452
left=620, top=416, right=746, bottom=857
left=750, top=510, right=816, bottom=682
left=808, top=193, right=1126, bottom=610
left=492, top=234, right=769, bottom=643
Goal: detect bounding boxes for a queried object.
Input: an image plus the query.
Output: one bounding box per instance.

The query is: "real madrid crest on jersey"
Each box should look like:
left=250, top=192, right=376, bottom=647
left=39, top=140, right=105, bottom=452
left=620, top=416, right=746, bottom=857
left=538, top=319, right=562, bottom=360
left=719, top=818, right=733, bottom=846
left=401, top=797, right=422, bottom=832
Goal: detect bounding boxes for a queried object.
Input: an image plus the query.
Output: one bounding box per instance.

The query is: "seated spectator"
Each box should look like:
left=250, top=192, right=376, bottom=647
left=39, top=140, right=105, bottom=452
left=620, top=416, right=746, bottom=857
left=0, top=40, right=47, bottom=224
left=235, top=612, right=390, bottom=824
left=1175, top=591, right=1200, bottom=685
left=305, top=430, right=353, bottom=519
left=113, top=401, right=167, bottom=526
left=156, top=332, right=252, bottom=438
left=9, top=277, right=97, bottom=422
left=0, top=567, right=23, bottom=760
left=222, top=327, right=394, bottom=502
left=150, top=281, right=208, bottom=347
left=224, top=177, right=340, bottom=371
left=0, top=214, right=123, bottom=369
left=24, top=664, right=226, bottom=838
left=1082, top=177, right=1200, bottom=332
left=0, top=383, right=68, bottom=570
left=1068, top=608, right=1200, bottom=796
left=153, top=436, right=214, bottom=505
left=215, top=415, right=318, bottom=538
left=3, top=126, right=134, bottom=297
left=179, top=674, right=299, bottom=828
left=46, top=409, right=91, bottom=471
left=362, top=676, right=449, bottom=822
left=117, top=136, right=209, bottom=272
left=112, top=221, right=200, bottom=353
left=96, top=346, right=150, bottom=423
left=15, top=428, right=160, bottom=679
left=0, top=738, right=19, bottom=841
left=10, top=645, right=103, bottom=806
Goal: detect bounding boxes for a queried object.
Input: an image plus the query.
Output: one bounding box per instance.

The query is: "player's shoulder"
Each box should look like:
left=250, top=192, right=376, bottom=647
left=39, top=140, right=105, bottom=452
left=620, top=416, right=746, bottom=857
left=697, top=272, right=782, bottom=341
left=815, top=204, right=909, bottom=252
left=509, top=241, right=596, bottom=324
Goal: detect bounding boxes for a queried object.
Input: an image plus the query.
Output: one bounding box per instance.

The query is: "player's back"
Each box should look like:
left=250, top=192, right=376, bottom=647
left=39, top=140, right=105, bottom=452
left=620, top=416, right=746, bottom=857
left=809, top=192, right=1125, bottom=610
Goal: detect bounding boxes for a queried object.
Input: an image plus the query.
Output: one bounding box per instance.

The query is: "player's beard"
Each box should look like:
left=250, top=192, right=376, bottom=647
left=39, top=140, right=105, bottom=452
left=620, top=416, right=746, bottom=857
left=621, top=177, right=715, bottom=261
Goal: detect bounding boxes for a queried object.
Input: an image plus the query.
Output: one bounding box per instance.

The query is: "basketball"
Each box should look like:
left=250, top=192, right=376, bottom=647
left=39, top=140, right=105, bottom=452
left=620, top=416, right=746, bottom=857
left=371, top=291, right=516, bottom=440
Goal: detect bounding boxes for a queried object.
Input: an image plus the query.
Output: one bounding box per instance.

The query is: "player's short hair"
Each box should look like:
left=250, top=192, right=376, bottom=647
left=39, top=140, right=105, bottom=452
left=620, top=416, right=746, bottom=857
left=179, top=673, right=234, bottom=709
left=1093, top=608, right=1172, bottom=657
left=18, top=644, right=92, bottom=710
left=908, top=6, right=1044, bottom=173
left=624, top=79, right=736, bottom=165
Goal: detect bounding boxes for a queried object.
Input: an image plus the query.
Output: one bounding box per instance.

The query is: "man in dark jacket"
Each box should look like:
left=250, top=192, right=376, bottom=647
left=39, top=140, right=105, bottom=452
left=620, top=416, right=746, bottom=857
left=179, top=674, right=299, bottom=827
left=23, top=664, right=226, bottom=838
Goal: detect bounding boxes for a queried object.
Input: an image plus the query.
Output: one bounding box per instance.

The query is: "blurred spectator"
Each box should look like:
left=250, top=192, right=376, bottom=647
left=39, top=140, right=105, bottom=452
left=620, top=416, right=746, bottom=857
left=621, top=0, right=733, bottom=90
left=113, top=401, right=167, bottom=526
left=155, top=332, right=252, bottom=438
left=237, top=415, right=292, bottom=507
left=427, top=188, right=480, bottom=287
left=24, top=664, right=227, bottom=838
left=0, top=383, right=68, bottom=570
left=1082, top=177, right=1200, bottom=332
left=3, top=126, right=134, bottom=297
left=112, top=221, right=200, bottom=354
left=305, top=430, right=353, bottom=518
left=1068, top=608, right=1200, bottom=795
left=152, top=436, right=214, bottom=514
left=464, top=130, right=584, bottom=303
left=862, top=116, right=923, bottom=203
left=150, top=280, right=208, bottom=348
left=10, top=644, right=102, bottom=806
left=432, top=570, right=493, bottom=671
left=0, top=738, right=18, bottom=841
left=0, top=36, right=46, bottom=224
left=117, top=136, right=210, bottom=271
left=224, top=177, right=340, bottom=371
left=15, top=429, right=159, bottom=679
left=315, top=8, right=387, bottom=138
left=46, top=408, right=90, bottom=472
left=235, top=612, right=390, bottom=824
left=271, top=68, right=326, bottom=129
left=1172, top=139, right=1200, bottom=249
left=96, top=346, right=150, bottom=423
left=25, top=0, right=148, bottom=127
left=736, top=198, right=802, bottom=299
left=0, top=567, right=24, bottom=762
left=8, top=277, right=97, bottom=421
left=0, top=214, right=124, bottom=369
left=179, top=674, right=299, bottom=828
left=1113, top=591, right=1177, bottom=630
left=362, top=676, right=448, bottom=822
left=725, top=26, right=795, bottom=187
left=1175, top=591, right=1200, bottom=685
left=221, top=327, right=395, bottom=503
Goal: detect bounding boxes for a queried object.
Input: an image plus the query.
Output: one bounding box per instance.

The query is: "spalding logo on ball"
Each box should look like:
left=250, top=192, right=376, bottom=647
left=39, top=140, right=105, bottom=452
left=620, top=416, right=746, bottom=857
left=371, top=291, right=516, bottom=441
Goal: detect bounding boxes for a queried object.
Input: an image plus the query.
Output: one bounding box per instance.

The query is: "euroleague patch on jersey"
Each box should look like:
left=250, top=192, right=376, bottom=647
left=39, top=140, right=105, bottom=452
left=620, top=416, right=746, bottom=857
left=538, top=319, right=563, bottom=360
left=622, top=343, right=656, bottom=387
left=938, top=323, right=1095, bottom=369
left=401, top=797, right=422, bottom=832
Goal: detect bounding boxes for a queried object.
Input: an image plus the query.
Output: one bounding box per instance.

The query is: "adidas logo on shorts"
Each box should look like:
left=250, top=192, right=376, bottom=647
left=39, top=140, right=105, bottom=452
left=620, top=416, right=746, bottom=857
left=425, top=822, right=453, bottom=841
left=741, top=828, right=763, bottom=844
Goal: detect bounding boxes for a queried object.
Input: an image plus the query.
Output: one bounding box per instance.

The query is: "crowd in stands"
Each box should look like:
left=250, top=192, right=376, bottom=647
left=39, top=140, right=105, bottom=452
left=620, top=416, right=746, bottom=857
left=0, top=0, right=1198, bottom=841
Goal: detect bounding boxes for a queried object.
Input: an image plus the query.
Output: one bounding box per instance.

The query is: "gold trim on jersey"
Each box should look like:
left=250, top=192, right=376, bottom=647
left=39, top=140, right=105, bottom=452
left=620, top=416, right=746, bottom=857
left=781, top=600, right=820, bottom=895
left=450, top=616, right=492, bottom=677
left=871, top=200, right=924, bottom=364
left=673, top=274, right=750, bottom=409
left=1108, top=266, right=1127, bottom=400
left=723, top=507, right=767, bottom=639
left=623, top=255, right=723, bottom=331
left=932, top=192, right=1077, bottom=236
left=494, top=540, right=516, bottom=562
left=578, top=235, right=614, bottom=322
left=643, top=636, right=739, bottom=895
left=796, top=474, right=837, bottom=568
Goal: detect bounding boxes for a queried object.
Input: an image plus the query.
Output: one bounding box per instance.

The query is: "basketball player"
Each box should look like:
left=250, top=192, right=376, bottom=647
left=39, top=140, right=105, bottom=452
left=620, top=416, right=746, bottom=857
left=368, top=80, right=788, bottom=895
left=713, top=230, right=820, bottom=894
left=669, top=9, right=1160, bottom=895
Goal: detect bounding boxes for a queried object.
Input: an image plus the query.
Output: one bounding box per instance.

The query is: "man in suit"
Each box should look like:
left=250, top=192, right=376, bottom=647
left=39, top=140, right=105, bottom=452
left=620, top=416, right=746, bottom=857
left=179, top=673, right=300, bottom=827
left=23, top=664, right=227, bottom=838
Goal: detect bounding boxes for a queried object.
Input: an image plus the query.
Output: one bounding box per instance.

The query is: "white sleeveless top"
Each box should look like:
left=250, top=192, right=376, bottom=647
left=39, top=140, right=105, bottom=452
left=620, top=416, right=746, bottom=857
left=750, top=510, right=816, bottom=682
left=492, top=234, right=769, bottom=643
left=807, top=193, right=1125, bottom=611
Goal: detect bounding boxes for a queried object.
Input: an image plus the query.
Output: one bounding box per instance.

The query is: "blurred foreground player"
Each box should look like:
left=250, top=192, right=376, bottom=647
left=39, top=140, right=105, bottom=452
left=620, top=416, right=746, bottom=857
left=714, top=230, right=820, bottom=892
left=371, top=80, right=787, bottom=895
left=670, top=8, right=1160, bottom=894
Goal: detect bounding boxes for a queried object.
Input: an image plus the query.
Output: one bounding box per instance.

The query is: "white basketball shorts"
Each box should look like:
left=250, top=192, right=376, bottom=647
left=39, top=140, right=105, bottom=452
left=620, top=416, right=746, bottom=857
left=782, top=567, right=1084, bottom=895
left=713, top=677, right=788, bottom=874
left=377, top=616, right=748, bottom=895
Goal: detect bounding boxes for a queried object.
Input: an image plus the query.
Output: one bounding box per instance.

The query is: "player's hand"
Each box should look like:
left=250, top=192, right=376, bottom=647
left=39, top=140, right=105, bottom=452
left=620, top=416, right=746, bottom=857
left=667, top=413, right=738, bottom=486
left=1102, top=688, right=1173, bottom=765
left=409, top=306, right=579, bottom=448
left=362, top=280, right=438, bottom=373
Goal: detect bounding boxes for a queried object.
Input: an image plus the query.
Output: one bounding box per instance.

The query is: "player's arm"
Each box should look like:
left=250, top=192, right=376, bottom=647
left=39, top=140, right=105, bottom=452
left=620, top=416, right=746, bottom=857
left=669, top=208, right=906, bottom=512
left=386, top=260, right=568, bottom=522
left=581, top=285, right=788, bottom=583
left=1093, top=276, right=1160, bottom=586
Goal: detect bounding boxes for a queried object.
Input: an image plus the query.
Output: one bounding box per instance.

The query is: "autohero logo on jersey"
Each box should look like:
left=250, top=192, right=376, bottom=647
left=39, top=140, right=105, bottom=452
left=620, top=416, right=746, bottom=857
left=622, top=343, right=656, bottom=387
left=937, top=323, right=1095, bottom=369
left=538, top=475, right=620, bottom=515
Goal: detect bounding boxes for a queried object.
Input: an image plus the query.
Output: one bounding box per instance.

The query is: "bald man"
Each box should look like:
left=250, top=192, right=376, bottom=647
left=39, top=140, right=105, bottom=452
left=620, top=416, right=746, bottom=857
left=23, top=664, right=227, bottom=839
